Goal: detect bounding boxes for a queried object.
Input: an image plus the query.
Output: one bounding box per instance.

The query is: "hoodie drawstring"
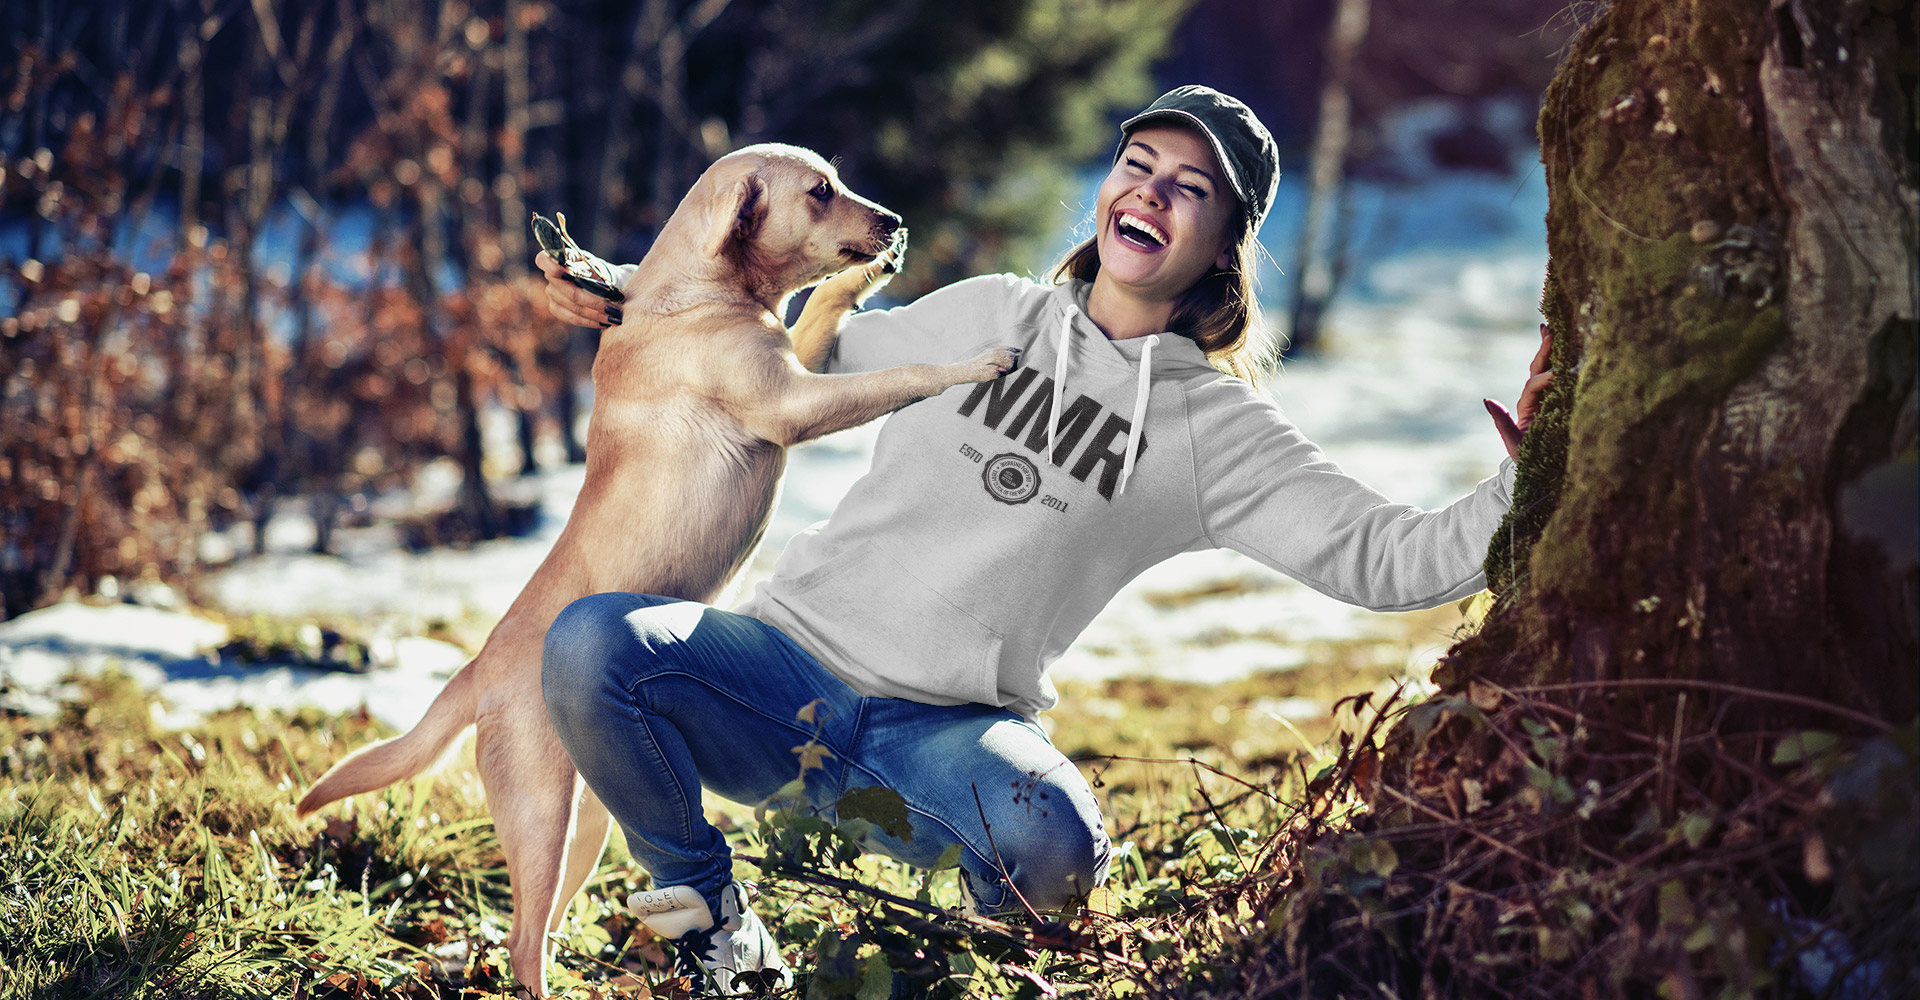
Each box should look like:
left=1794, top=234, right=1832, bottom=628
left=1048, top=307, right=1074, bottom=461
left=1118, top=334, right=1157, bottom=496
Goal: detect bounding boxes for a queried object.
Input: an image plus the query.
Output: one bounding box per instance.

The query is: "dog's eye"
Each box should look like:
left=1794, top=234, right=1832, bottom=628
left=809, top=180, right=834, bottom=202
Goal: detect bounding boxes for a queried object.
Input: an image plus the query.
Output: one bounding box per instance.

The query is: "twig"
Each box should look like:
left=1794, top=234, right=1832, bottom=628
left=1511, top=679, right=1894, bottom=733
left=1072, top=753, right=1278, bottom=800
left=1566, top=158, right=1658, bottom=244
left=971, top=783, right=1044, bottom=925
left=734, top=852, right=950, bottom=921
left=734, top=852, right=1150, bottom=973
left=1186, top=761, right=1252, bottom=875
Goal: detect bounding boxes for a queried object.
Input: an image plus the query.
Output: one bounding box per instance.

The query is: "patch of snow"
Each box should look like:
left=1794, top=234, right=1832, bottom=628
left=0, top=601, right=466, bottom=731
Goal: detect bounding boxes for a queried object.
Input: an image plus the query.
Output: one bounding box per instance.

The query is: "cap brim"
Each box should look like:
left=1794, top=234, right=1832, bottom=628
left=1117, top=108, right=1251, bottom=209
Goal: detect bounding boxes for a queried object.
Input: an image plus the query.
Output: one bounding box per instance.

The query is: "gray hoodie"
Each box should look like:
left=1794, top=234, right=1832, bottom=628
left=736, top=274, right=1515, bottom=718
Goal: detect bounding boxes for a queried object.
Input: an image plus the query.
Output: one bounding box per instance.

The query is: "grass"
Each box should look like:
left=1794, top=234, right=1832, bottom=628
left=0, top=605, right=1467, bottom=999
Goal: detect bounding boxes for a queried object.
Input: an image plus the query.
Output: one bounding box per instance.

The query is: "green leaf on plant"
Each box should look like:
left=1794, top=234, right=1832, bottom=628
left=1352, top=836, right=1398, bottom=878
left=1677, top=811, right=1713, bottom=849
left=858, top=952, right=894, bottom=1000
left=1771, top=730, right=1839, bottom=766
left=837, top=785, right=915, bottom=843
left=1404, top=697, right=1488, bottom=751
left=1657, top=880, right=1695, bottom=928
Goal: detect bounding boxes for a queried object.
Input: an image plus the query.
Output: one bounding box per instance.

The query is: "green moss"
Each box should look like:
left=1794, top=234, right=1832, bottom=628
left=1483, top=265, right=1579, bottom=599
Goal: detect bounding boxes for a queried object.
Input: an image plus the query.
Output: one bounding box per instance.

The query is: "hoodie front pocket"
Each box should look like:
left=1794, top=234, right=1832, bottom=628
left=787, top=541, right=1006, bottom=707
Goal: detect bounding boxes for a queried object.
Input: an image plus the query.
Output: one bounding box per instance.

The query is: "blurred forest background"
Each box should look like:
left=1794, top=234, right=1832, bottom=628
left=0, top=0, right=1575, bottom=621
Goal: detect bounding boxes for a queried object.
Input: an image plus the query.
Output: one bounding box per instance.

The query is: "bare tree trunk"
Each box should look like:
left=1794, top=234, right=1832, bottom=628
left=412, top=175, right=500, bottom=538
left=502, top=0, right=541, bottom=476
left=501, top=0, right=531, bottom=279
left=176, top=0, right=208, bottom=244
left=1286, top=0, right=1370, bottom=356
left=294, top=0, right=355, bottom=553
left=556, top=330, right=588, bottom=465
left=219, top=13, right=299, bottom=557
left=590, top=0, right=671, bottom=252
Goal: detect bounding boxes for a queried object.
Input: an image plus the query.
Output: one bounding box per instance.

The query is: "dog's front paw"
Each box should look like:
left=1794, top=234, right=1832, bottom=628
left=876, top=226, right=909, bottom=275
left=965, top=346, right=1022, bottom=381
left=815, top=259, right=893, bottom=309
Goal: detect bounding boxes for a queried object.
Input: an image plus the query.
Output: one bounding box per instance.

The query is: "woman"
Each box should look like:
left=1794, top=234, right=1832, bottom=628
left=538, top=86, right=1551, bottom=993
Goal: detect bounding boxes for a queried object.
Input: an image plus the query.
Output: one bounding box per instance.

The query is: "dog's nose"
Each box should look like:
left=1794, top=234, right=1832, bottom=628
left=875, top=212, right=902, bottom=236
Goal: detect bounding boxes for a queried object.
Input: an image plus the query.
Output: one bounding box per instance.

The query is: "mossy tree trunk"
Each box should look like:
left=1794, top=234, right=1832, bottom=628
left=1220, top=4, right=1912, bottom=996
left=1438, top=0, right=1917, bottom=732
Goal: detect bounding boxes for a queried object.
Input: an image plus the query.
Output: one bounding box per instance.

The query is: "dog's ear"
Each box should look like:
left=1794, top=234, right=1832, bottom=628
left=703, top=172, right=767, bottom=257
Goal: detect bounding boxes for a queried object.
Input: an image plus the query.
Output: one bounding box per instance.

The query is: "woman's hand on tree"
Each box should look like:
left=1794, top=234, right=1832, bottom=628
left=1485, top=324, right=1554, bottom=459
left=537, top=250, right=625, bottom=328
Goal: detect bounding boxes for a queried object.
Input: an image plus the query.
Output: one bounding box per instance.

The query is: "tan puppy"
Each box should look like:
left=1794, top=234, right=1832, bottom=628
left=295, top=143, right=1018, bottom=994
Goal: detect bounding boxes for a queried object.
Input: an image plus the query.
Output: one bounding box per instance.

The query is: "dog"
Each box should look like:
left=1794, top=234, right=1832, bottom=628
left=294, top=143, right=1020, bottom=994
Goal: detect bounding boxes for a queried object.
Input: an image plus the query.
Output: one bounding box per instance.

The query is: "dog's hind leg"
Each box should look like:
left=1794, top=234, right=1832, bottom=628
left=476, top=674, right=579, bottom=996
left=547, top=784, right=612, bottom=939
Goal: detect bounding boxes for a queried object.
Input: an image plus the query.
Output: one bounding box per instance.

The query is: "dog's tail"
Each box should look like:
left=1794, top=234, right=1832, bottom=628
left=296, top=657, right=481, bottom=818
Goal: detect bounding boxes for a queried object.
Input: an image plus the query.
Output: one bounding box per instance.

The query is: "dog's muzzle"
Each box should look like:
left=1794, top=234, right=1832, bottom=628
left=845, top=217, right=906, bottom=266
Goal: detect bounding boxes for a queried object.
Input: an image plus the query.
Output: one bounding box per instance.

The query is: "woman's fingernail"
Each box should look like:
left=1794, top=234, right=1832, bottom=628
left=606, top=307, right=624, bottom=324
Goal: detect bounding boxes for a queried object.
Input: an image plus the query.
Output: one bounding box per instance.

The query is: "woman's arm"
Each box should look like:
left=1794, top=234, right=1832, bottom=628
left=1195, top=324, right=1549, bottom=612
left=1195, top=398, right=1516, bottom=611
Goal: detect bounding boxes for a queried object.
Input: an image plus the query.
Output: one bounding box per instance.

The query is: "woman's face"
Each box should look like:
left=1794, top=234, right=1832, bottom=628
left=1093, top=124, right=1239, bottom=303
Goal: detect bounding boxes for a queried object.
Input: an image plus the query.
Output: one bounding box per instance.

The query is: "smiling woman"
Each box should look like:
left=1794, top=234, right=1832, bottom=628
left=1051, top=86, right=1279, bottom=383
left=535, top=84, right=1553, bottom=996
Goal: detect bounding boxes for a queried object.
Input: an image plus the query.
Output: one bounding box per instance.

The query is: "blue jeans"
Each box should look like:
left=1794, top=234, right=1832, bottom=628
left=541, top=593, right=1111, bottom=918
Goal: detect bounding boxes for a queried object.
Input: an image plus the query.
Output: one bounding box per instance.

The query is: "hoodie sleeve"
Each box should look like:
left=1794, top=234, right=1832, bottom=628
left=1191, top=385, right=1515, bottom=612
left=826, top=273, right=1034, bottom=374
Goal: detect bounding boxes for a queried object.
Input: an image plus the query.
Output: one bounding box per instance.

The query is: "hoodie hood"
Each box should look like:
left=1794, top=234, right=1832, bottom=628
left=1045, top=282, right=1215, bottom=496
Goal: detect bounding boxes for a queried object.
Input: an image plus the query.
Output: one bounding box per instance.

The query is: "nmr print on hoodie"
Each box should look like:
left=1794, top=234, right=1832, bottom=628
left=736, top=275, right=1516, bottom=719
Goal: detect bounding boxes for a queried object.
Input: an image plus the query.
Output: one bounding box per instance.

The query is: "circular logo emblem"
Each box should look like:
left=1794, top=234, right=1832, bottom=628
left=982, top=452, right=1041, bottom=505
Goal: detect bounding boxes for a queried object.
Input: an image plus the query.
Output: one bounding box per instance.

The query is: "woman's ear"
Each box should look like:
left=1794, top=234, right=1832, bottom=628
left=704, top=172, right=767, bottom=257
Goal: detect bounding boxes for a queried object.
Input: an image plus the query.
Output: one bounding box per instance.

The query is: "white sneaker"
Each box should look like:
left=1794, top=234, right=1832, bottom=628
left=628, top=882, right=792, bottom=995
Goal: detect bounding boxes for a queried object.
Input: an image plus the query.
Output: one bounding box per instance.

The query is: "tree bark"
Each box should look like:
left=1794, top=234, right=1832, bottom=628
left=1438, top=0, right=1917, bottom=731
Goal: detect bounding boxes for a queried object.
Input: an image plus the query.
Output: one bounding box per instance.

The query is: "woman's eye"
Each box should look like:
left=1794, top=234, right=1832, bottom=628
left=1180, top=184, right=1207, bottom=198
left=810, top=181, right=834, bottom=202
left=1124, top=158, right=1149, bottom=172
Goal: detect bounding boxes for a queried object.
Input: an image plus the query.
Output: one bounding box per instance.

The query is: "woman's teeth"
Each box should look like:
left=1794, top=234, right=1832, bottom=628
left=1117, top=214, right=1167, bottom=249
